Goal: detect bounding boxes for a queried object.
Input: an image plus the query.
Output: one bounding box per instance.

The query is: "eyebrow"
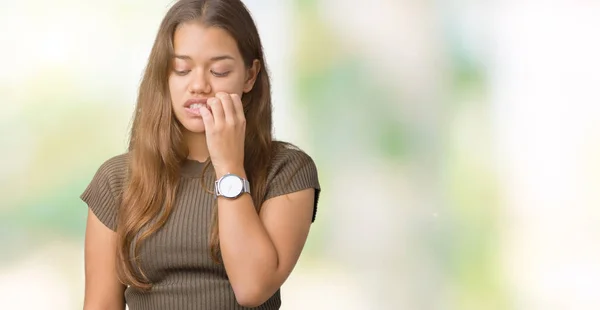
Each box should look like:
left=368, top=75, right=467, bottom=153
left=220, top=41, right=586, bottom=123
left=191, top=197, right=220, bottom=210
left=173, top=54, right=235, bottom=62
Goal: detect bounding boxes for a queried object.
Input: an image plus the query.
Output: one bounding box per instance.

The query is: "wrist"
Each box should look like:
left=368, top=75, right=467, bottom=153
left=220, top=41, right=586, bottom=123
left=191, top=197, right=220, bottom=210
left=215, top=165, right=246, bottom=179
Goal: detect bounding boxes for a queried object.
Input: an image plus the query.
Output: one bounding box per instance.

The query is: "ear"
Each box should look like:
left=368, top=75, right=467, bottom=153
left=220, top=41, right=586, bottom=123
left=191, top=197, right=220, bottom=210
left=243, top=59, right=261, bottom=93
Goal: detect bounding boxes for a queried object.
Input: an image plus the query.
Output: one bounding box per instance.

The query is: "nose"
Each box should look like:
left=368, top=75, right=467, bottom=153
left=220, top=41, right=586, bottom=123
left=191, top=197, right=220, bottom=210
left=189, top=70, right=211, bottom=95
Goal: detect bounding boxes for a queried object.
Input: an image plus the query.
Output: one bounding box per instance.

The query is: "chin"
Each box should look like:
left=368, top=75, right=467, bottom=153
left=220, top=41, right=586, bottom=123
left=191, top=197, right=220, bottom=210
left=184, top=125, right=206, bottom=134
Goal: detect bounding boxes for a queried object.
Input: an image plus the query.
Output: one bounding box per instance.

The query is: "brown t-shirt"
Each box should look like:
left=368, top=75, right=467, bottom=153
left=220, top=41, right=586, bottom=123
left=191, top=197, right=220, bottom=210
left=80, top=144, right=321, bottom=310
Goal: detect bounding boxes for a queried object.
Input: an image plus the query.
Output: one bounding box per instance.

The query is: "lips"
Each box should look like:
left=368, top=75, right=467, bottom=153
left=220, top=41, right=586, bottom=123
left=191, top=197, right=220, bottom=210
left=183, top=98, right=209, bottom=117
left=184, top=98, right=208, bottom=108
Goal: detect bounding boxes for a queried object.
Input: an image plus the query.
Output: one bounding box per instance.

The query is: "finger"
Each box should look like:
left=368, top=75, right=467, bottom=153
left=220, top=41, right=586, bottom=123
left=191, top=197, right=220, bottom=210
left=207, top=97, right=224, bottom=129
left=199, top=105, right=214, bottom=131
left=230, top=93, right=245, bottom=123
left=215, top=92, right=236, bottom=125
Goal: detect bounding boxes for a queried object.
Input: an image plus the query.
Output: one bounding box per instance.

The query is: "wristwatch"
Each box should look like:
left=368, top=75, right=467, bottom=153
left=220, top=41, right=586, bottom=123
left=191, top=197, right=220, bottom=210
left=215, top=173, right=251, bottom=199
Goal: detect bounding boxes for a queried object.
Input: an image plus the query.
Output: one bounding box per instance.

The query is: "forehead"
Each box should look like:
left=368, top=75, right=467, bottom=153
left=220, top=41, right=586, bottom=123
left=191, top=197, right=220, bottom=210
left=172, top=22, right=240, bottom=59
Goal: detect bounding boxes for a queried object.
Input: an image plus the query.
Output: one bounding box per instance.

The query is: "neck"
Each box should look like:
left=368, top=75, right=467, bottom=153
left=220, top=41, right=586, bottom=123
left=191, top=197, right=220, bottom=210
left=184, top=130, right=209, bottom=162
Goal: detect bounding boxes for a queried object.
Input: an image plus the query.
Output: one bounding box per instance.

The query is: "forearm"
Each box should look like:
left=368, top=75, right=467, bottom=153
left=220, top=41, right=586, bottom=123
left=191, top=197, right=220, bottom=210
left=216, top=169, right=280, bottom=302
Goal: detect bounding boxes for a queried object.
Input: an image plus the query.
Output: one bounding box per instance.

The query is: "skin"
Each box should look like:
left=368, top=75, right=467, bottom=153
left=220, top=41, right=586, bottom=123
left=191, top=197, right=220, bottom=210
left=84, top=22, right=315, bottom=309
left=84, top=210, right=126, bottom=310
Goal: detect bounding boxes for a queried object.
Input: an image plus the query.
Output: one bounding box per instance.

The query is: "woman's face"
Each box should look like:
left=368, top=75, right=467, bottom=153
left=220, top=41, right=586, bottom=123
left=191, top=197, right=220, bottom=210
left=169, top=22, right=258, bottom=133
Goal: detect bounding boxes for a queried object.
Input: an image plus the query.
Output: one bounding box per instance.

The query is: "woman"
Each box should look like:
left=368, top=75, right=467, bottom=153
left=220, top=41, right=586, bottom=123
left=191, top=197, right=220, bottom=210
left=80, top=0, right=320, bottom=309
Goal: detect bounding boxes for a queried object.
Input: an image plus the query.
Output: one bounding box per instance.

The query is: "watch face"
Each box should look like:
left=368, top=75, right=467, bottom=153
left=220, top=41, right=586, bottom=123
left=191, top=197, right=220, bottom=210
left=218, top=175, right=244, bottom=198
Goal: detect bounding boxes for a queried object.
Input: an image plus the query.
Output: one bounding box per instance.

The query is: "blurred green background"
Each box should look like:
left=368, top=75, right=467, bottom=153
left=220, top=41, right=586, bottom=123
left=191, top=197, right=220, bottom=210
left=2, top=0, right=600, bottom=309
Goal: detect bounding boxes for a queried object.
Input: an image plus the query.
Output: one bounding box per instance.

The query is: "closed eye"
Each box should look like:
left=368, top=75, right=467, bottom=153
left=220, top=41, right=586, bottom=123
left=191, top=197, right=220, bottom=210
left=174, top=69, right=190, bottom=76
left=211, top=70, right=230, bottom=77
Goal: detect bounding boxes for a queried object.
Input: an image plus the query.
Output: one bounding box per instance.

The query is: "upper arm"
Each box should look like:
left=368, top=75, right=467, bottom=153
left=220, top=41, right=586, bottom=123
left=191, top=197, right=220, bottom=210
left=259, top=188, right=315, bottom=288
left=259, top=145, right=321, bottom=289
left=84, top=209, right=126, bottom=310
left=80, top=155, right=128, bottom=309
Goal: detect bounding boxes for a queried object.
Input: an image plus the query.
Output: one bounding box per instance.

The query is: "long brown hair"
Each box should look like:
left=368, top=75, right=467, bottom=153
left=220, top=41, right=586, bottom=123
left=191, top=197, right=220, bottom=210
left=116, top=0, right=274, bottom=290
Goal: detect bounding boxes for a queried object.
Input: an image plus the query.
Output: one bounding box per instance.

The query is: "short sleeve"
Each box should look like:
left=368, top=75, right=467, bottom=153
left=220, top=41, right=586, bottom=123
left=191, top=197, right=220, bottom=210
left=264, top=145, right=321, bottom=222
left=80, top=154, right=128, bottom=231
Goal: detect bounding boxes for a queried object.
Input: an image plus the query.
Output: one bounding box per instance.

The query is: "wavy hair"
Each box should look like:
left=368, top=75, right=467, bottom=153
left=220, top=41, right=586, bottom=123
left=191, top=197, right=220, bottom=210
left=116, top=0, right=274, bottom=290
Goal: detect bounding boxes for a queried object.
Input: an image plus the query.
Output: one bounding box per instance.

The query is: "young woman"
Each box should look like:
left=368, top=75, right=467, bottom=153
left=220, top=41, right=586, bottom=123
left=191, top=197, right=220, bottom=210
left=80, top=0, right=320, bottom=309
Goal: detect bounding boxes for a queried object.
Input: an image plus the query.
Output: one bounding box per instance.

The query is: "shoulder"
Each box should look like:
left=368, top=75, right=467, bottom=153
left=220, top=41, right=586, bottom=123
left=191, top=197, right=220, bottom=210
left=95, top=153, right=129, bottom=193
left=85, top=152, right=130, bottom=201
left=268, top=141, right=317, bottom=177
left=265, top=141, right=321, bottom=221
left=96, top=152, right=130, bottom=175
left=265, top=141, right=320, bottom=193
left=81, top=153, right=130, bottom=231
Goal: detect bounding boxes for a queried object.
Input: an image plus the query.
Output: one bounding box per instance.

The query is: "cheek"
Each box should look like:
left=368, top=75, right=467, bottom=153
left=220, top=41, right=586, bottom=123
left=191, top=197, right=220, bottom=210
left=213, top=75, right=246, bottom=95
left=168, top=76, right=185, bottom=93
left=168, top=77, right=187, bottom=107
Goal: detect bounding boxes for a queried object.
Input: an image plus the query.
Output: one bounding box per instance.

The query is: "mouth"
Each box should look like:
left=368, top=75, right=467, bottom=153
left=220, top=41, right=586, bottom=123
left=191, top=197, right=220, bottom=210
left=184, top=98, right=209, bottom=116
